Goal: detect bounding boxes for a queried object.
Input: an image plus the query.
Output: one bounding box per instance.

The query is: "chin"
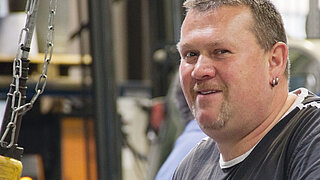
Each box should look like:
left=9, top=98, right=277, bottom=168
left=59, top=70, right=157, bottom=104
left=196, top=112, right=225, bottom=131
left=200, top=119, right=225, bottom=131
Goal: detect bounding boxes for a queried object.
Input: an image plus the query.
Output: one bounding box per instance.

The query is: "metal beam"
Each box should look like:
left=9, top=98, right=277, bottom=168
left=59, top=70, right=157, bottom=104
left=87, top=0, right=122, bottom=179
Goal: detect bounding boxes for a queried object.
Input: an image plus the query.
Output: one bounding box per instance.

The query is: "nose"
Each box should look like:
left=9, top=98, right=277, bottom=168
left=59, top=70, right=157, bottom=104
left=191, top=54, right=216, bottom=80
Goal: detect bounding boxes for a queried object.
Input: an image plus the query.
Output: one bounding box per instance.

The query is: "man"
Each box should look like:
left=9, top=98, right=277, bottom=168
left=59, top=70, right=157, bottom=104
left=173, top=0, right=320, bottom=179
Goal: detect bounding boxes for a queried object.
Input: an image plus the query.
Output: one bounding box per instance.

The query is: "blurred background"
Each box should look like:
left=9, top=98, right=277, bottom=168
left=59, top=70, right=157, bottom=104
left=0, top=0, right=320, bottom=179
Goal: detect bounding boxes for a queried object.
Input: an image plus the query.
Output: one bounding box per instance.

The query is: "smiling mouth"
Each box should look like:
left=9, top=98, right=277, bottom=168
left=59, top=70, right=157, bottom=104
left=197, top=90, right=222, bottom=95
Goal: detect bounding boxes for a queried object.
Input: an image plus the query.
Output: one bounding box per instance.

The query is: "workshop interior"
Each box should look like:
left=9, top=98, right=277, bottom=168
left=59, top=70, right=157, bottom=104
left=0, top=0, right=320, bottom=179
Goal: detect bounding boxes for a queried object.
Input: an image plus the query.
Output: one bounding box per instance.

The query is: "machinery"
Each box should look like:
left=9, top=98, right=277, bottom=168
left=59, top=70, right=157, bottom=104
left=288, top=39, right=320, bottom=94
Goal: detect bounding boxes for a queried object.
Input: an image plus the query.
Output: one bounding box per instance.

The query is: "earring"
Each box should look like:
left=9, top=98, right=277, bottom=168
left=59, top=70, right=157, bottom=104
left=271, top=77, right=279, bottom=87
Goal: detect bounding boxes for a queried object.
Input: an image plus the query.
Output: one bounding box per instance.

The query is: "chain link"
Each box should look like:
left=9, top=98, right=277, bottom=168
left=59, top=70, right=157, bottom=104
left=0, top=0, right=58, bottom=148
left=25, top=0, right=36, bottom=15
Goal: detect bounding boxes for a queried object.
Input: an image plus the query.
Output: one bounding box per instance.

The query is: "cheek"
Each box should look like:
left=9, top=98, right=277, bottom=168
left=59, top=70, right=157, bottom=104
left=228, top=64, right=269, bottom=102
left=222, top=60, right=266, bottom=94
left=179, top=62, right=195, bottom=103
left=179, top=62, right=193, bottom=86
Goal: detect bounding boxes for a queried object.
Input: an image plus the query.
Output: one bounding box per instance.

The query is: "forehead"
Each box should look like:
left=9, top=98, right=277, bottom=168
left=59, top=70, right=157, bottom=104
left=178, top=6, right=255, bottom=49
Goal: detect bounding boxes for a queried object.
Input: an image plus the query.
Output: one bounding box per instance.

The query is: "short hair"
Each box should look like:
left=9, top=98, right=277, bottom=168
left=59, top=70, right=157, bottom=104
left=183, top=0, right=290, bottom=78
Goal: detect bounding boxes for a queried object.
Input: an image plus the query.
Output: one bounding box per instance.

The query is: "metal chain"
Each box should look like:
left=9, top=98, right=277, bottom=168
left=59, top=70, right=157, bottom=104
left=0, top=0, right=58, bottom=148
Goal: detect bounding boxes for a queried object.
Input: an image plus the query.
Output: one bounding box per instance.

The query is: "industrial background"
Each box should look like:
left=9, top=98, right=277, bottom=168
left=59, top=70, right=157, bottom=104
left=0, top=0, right=320, bottom=179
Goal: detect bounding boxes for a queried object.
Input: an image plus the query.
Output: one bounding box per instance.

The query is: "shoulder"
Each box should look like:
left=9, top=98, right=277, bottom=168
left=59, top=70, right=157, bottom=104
left=288, top=89, right=320, bottom=148
left=178, top=136, right=216, bottom=166
left=286, top=89, right=320, bottom=131
left=286, top=115, right=320, bottom=179
left=294, top=88, right=320, bottom=110
left=291, top=90, right=320, bottom=136
left=172, top=137, right=219, bottom=179
left=286, top=89, right=320, bottom=178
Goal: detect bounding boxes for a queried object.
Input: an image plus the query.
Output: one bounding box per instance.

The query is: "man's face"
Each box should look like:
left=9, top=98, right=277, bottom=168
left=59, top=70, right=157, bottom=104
left=178, top=6, right=273, bottom=138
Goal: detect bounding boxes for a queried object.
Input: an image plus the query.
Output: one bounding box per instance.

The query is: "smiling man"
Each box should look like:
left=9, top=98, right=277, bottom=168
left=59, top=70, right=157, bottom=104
left=173, top=0, right=320, bottom=179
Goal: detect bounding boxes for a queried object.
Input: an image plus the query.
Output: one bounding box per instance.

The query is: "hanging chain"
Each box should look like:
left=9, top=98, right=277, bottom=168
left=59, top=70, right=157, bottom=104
left=0, top=0, right=58, bottom=148
left=24, top=0, right=57, bottom=112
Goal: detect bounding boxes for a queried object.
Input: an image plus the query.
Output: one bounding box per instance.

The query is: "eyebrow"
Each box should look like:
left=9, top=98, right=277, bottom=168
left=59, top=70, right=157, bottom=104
left=176, top=41, right=223, bottom=51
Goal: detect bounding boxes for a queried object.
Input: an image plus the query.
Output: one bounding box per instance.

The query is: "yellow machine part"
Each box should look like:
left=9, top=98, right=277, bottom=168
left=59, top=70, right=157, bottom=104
left=0, top=155, right=22, bottom=180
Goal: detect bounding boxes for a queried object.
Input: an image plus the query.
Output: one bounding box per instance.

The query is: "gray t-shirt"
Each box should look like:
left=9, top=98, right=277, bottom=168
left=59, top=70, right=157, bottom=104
left=172, top=89, right=320, bottom=180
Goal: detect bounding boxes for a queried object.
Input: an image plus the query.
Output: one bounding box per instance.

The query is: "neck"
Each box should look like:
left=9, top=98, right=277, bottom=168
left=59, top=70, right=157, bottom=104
left=218, top=89, right=297, bottom=161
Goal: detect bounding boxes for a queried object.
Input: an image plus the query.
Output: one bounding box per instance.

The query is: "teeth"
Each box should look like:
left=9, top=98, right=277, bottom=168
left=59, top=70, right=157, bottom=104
left=200, top=91, right=216, bottom=95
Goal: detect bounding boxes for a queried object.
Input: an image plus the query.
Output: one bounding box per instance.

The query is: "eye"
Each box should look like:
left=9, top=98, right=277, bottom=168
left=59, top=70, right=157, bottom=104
left=213, top=49, right=232, bottom=59
left=181, top=51, right=199, bottom=63
left=185, top=51, right=197, bottom=57
left=215, top=49, right=230, bottom=55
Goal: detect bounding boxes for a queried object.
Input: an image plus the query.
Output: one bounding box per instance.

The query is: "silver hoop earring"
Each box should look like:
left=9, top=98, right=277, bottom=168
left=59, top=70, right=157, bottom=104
left=271, top=77, right=279, bottom=87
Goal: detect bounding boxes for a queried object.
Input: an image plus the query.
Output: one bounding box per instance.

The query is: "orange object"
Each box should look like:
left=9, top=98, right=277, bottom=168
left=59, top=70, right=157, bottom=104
left=61, top=118, right=97, bottom=180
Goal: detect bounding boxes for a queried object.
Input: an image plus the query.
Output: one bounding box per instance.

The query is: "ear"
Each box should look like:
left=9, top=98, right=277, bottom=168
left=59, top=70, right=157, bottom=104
left=268, top=42, right=288, bottom=78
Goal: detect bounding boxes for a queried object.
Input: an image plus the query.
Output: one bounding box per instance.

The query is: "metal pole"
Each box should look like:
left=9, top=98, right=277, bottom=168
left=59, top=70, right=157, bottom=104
left=307, top=0, right=320, bottom=38
left=172, top=0, right=183, bottom=43
left=87, top=0, right=122, bottom=179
